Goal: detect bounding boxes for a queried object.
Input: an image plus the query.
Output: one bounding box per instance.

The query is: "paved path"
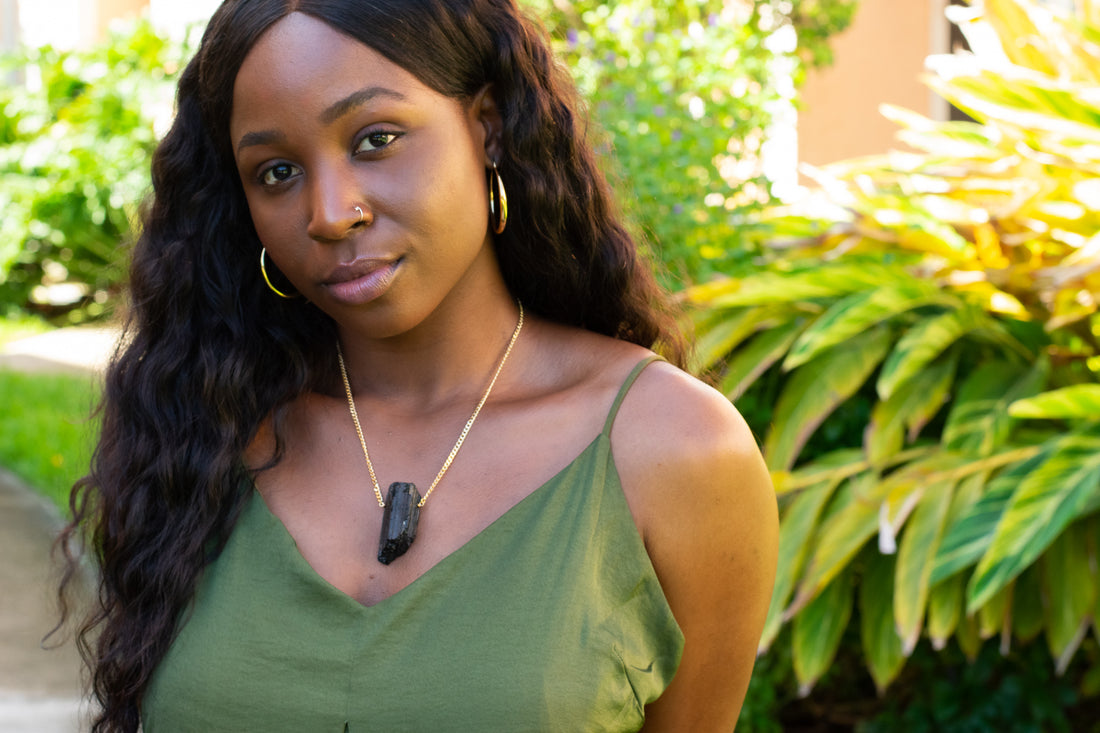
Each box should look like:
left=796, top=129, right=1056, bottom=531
left=0, top=328, right=117, bottom=732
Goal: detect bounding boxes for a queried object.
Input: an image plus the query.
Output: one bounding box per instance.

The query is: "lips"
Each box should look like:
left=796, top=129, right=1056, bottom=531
left=323, top=257, right=402, bottom=306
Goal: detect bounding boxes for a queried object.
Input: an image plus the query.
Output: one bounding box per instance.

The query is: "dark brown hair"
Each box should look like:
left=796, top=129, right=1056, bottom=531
left=58, top=1, right=684, bottom=730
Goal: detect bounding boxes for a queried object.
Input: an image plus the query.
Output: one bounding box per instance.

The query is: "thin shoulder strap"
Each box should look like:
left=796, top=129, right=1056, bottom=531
left=602, top=355, right=664, bottom=437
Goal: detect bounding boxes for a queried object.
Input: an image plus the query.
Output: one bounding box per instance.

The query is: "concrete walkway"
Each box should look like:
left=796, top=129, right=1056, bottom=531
left=1, top=327, right=118, bottom=732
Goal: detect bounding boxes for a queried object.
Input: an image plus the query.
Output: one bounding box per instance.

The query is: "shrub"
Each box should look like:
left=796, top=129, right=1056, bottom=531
left=0, top=19, right=191, bottom=323
left=689, top=0, right=1100, bottom=694
left=526, top=0, right=857, bottom=283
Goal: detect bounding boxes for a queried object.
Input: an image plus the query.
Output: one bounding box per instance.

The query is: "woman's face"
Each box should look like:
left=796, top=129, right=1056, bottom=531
left=230, top=12, right=500, bottom=338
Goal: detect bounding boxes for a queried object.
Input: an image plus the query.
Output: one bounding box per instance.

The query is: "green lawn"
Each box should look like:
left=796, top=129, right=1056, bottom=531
left=0, top=368, right=100, bottom=515
left=0, top=313, right=52, bottom=344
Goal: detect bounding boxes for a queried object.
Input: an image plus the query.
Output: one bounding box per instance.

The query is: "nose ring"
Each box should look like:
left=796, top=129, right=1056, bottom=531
left=354, top=206, right=365, bottom=225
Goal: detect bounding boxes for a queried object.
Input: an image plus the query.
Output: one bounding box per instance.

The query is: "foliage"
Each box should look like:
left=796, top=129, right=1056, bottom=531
left=0, top=313, right=52, bottom=345
left=858, top=640, right=1081, bottom=733
left=0, top=3, right=855, bottom=319
left=525, top=0, right=856, bottom=283
left=0, top=368, right=99, bottom=513
left=0, top=19, right=191, bottom=323
left=788, top=0, right=858, bottom=68
left=688, top=0, right=1100, bottom=694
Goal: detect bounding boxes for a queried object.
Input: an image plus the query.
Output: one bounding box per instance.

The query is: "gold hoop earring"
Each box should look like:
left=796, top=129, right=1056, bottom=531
left=488, top=162, right=508, bottom=235
left=259, top=248, right=298, bottom=299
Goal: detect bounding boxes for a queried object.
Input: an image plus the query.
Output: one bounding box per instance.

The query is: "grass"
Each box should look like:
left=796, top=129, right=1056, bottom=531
left=0, top=312, right=53, bottom=344
left=0, top=368, right=100, bottom=515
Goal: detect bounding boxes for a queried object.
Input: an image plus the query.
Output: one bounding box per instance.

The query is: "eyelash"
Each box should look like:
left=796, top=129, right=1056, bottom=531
left=356, top=129, right=401, bottom=153
left=256, top=129, right=402, bottom=188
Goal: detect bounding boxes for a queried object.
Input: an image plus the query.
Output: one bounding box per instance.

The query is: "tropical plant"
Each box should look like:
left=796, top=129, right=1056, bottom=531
left=0, top=19, right=192, bottom=322
left=688, top=0, right=1100, bottom=694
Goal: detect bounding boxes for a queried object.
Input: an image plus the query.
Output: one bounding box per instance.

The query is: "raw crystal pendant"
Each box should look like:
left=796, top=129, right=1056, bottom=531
left=378, top=481, right=421, bottom=565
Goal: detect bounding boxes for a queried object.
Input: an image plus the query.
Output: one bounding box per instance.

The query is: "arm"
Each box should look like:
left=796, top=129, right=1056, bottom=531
left=612, top=363, right=779, bottom=732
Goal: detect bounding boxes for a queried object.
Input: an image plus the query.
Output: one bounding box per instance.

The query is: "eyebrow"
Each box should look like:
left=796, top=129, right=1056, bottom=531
left=236, top=129, right=287, bottom=154
left=235, top=86, right=408, bottom=155
left=319, top=85, right=408, bottom=125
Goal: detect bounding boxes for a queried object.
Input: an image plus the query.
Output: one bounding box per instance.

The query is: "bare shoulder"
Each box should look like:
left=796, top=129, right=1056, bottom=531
left=611, top=361, right=771, bottom=528
left=610, top=360, right=779, bottom=732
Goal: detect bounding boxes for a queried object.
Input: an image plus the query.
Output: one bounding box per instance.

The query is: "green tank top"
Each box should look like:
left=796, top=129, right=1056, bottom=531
left=143, top=356, right=683, bottom=732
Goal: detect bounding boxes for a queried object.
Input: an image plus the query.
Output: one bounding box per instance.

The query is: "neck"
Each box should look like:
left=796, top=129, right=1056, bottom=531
left=336, top=293, right=524, bottom=411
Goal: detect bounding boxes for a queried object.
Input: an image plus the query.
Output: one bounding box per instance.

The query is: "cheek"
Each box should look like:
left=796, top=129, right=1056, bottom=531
left=245, top=193, right=299, bottom=251
left=421, top=159, right=489, bottom=238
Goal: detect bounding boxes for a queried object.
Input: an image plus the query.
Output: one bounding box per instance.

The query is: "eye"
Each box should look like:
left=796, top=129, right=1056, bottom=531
left=355, top=130, right=400, bottom=153
left=260, top=163, right=301, bottom=187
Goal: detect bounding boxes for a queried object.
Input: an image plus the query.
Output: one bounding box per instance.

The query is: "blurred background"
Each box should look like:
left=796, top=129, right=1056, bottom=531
left=1, top=0, right=1097, bottom=730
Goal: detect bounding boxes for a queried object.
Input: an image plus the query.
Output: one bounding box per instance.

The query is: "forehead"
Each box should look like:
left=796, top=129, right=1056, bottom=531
left=229, top=12, right=432, bottom=139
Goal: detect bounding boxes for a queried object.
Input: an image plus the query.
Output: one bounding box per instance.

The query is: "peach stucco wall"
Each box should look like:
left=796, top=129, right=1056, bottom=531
left=798, top=0, right=946, bottom=168
left=96, top=0, right=148, bottom=38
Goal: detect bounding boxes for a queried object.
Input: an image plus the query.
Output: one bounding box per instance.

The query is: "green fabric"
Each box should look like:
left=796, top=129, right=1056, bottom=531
left=143, top=356, right=683, bottom=732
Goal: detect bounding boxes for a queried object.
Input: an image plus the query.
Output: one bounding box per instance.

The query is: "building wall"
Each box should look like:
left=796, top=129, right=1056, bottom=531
left=797, top=0, right=948, bottom=168
left=96, top=0, right=148, bottom=38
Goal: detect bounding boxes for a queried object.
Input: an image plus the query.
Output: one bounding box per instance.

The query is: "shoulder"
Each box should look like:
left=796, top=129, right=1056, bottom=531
left=609, top=360, right=779, bottom=730
left=610, top=360, right=772, bottom=533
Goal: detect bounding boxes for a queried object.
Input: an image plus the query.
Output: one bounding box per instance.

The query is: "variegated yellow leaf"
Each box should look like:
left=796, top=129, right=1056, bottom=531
left=943, top=358, right=1048, bottom=456
left=927, top=573, right=965, bottom=650
left=689, top=306, right=772, bottom=374
left=1009, top=384, right=1100, bottom=420
left=718, top=319, right=807, bottom=401
left=792, top=568, right=853, bottom=696
left=865, top=354, right=956, bottom=467
left=931, top=450, right=1049, bottom=586
left=894, top=480, right=956, bottom=655
left=877, top=307, right=984, bottom=400
left=1041, top=519, right=1098, bottom=674
left=765, top=326, right=893, bottom=471
left=1013, top=564, right=1045, bottom=643
left=758, top=478, right=837, bottom=653
left=861, top=550, right=906, bottom=692
left=968, top=427, right=1100, bottom=612
left=784, top=280, right=951, bottom=370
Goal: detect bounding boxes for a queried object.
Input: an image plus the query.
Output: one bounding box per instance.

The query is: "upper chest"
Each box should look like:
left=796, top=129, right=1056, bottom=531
left=249, top=367, right=636, bottom=606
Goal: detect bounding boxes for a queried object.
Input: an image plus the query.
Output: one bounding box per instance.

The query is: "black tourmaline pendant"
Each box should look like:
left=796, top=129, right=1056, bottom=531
left=378, top=482, right=421, bottom=565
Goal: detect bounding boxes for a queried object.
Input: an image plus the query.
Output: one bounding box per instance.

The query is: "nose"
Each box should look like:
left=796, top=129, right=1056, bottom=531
left=306, top=165, right=372, bottom=241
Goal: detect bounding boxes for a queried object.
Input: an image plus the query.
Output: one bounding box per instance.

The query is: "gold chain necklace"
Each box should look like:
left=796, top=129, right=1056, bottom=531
left=336, top=302, right=524, bottom=564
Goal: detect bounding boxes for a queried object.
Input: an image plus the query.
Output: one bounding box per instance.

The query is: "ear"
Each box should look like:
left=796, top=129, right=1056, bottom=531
left=469, top=84, right=503, bottom=164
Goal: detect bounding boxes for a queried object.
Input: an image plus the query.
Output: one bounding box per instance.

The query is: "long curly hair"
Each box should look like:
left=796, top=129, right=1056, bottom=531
left=57, top=0, right=685, bottom=730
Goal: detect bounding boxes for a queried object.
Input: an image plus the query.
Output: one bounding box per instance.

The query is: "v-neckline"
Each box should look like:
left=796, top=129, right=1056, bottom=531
left=249, top=432, right=611, bottom=612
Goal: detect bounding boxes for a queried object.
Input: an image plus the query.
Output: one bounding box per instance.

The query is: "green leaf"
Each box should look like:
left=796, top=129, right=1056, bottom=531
left=968, top=427, right=1100, bottom=612
left=877, top=306, right=987, bottom=400
left=1042, top=518, right=1098, bottom=674
left=1009, top=385, right=1100, bottom=420
left=718, top=318, right=808, bottom=401
left=956, top=610, right=982, bottom=661
left=765, top=326, right=894, bottom=471
left=1012, top=564, right=1045, bottom=643
left=784, top=280, right=949, bottom=369
left=688, top=264, right=903, bottom=309
left=943, top=358, right=1049, bottom=455
left=931, top=451, right=1050, bottom=586
left=861, top=549, right=906, bottom=692
left=777, top=448, right=873, bottom=495
left=689, top=306, right=774, bottom=373
left=792, top=568, right=853, bottom=696
left=927, top=573, right=965, bottom=650
left=758, top=478, right=836, bottom=652
left=790, top=470, right=919, bottom=614
left=977, top=582, right=1012, bottom=641
left=894, top=479, right=955, bottom=654
left=864, top=353, right=957, bottom=467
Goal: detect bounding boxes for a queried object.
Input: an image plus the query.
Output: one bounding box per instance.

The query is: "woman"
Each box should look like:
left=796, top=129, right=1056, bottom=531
left=60, top=0, right=778, bottom=730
